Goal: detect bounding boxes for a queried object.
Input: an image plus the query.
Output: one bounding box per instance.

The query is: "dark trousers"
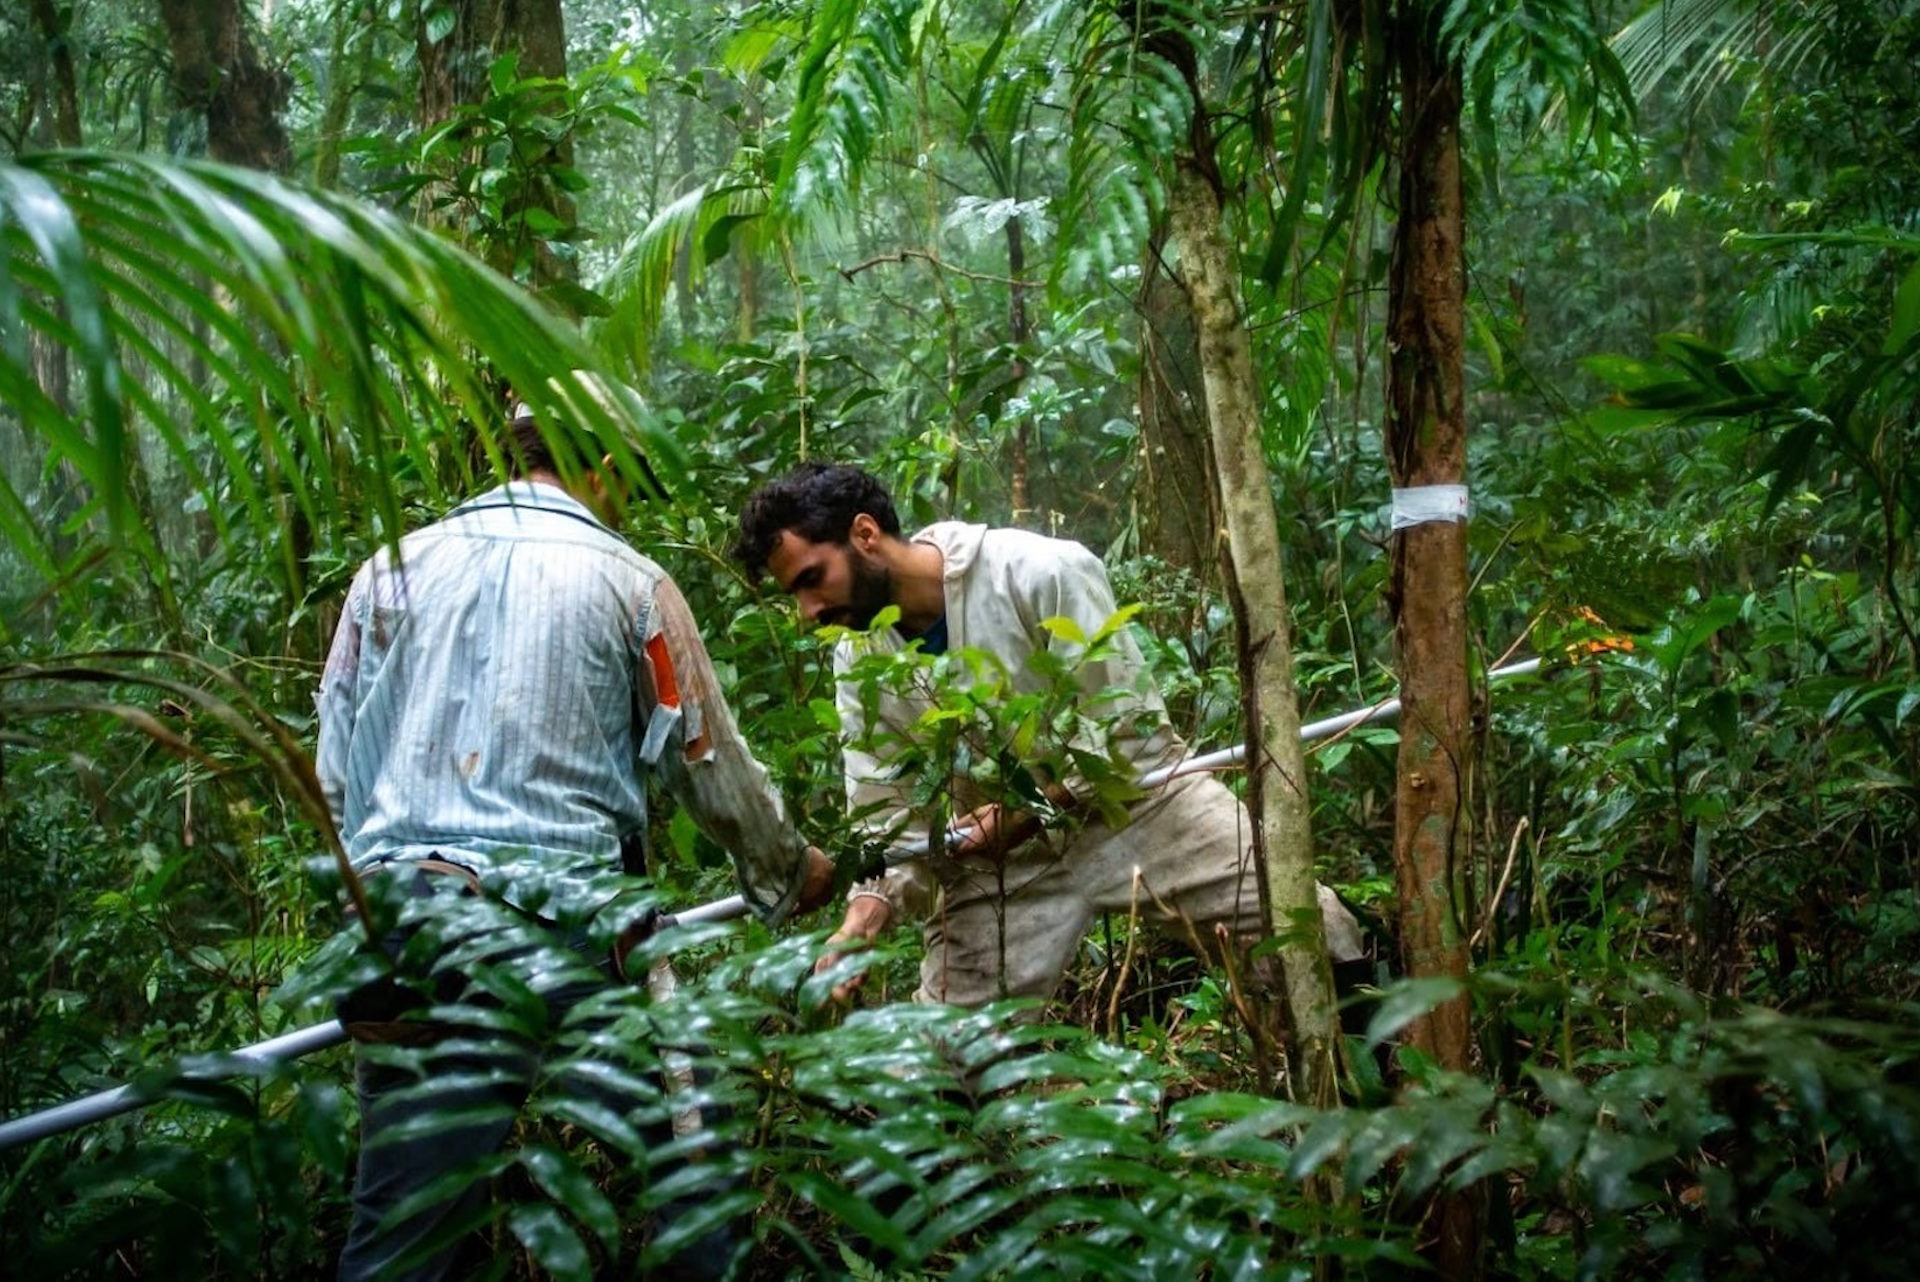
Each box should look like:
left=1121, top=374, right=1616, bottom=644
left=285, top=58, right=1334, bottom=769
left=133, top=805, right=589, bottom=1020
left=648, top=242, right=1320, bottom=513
left=334, top=870, right=735, bottom=1281
left=337, top=1038, right=540, bottom=1281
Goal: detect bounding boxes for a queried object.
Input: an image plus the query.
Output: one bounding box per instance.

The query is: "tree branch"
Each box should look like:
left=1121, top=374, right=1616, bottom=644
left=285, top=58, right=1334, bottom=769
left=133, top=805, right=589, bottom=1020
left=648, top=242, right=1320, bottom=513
left=837, top=249, right=1035, bottom=288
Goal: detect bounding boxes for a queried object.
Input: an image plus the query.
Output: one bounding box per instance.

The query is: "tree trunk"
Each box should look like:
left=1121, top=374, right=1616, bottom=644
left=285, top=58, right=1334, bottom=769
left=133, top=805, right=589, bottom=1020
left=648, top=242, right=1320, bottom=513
left=737, top=81, right=763, bottom=343
left=1385, top=4, right=1482, bottom=1276
left=672, top=46, right=701, bottom=336
left=18, top=1, right=86, bottom=565
left=1168, top=150, right=1339, bottom=1109
left=1007, top=217, right=1035, bottom=527
left=28, top=0, right=83, bottom=148
left=156, top=0, right=292, bottom=172
left=312, top=1, right=374, bottom=188
left=417, top=0, right=579, bottom=299
left=1136, top=222, right=1217, bottom=575
left=494, top=0, right=576, bottom=299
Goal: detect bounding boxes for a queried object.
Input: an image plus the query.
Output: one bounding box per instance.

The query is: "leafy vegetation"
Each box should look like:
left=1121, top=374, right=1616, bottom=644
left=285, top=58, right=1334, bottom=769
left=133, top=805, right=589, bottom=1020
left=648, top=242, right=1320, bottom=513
left=2, top=0, right=1917, bottom=1277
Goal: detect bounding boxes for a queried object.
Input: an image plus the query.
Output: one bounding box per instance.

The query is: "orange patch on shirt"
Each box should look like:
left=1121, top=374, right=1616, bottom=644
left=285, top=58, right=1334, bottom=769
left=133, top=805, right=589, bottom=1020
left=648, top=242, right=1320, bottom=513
left=646, top=633, right=681, bottom=708
left=647, top=632, right=709, bottom=758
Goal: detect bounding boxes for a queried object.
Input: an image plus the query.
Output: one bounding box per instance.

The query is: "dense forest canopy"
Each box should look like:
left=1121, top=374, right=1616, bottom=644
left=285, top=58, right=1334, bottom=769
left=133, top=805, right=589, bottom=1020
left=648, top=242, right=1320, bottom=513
left=1, top=0, right=1917, bottom=1277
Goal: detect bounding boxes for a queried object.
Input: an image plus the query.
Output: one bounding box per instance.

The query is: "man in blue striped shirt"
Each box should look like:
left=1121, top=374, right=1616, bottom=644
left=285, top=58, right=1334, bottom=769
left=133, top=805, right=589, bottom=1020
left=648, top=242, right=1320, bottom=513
left=317, top=400, right=831, bottom=1280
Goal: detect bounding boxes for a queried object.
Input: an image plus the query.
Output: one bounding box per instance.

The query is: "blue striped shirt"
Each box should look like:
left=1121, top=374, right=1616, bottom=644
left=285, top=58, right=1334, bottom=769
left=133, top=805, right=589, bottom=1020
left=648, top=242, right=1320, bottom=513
left=315, top=481, right=808, bottom=920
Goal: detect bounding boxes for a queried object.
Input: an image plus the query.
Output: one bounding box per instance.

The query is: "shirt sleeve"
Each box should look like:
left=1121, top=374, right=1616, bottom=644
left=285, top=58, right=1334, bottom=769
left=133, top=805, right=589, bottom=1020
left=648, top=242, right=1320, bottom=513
left=641, top=574, right=812, bottom=922
left=836, top=640, right=939, bottom=922
left=314, top=564, right=368, bottom=826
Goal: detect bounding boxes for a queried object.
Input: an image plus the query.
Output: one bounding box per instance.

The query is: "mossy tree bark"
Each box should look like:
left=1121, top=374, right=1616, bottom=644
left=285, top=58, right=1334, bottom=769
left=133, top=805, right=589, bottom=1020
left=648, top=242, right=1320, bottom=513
left=417, top=0, right=580, bottom=303
left=156, top=0, right=292, bottom=172
left=1168, top=141, right=1339, bottom=1108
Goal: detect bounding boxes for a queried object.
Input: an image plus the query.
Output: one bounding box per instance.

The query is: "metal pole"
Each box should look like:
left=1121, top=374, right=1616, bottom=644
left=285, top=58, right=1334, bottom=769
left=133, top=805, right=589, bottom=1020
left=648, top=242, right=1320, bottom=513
left=894, top=656, right=1545, bottom=857
left=1151, top=655, right=1540, bottom=781
left=0, top=655, right=1544, bottom=1152
left=0, top=897, right=755, bottom=1153
left=0, top=1019, right=351, bottom=1151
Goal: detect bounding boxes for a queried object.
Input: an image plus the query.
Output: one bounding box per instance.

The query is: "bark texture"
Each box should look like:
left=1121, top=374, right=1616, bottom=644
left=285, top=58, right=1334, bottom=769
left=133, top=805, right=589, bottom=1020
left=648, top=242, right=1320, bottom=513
left=418, top=0, right=568, bottom=120
left=1168, top=153, right=1339, bottom=1107
left=1386, top=4, right=1483, bottom=1275
left=157, top=0, right=291, bottom=172
left=24, top=0, right=81, bottom=555
left=1006, top=216, right=1035, bottom=527
left=1136, top=223, right=1217, bottom=574
left=29, top=0, right=83, bottom=148
left=417, top=0, right=578, bottom=298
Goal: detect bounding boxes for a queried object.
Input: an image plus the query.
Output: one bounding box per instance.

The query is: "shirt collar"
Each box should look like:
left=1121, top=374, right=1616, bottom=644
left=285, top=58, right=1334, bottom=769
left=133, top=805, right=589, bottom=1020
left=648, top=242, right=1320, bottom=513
left=451, top=479, right=612, bottom=532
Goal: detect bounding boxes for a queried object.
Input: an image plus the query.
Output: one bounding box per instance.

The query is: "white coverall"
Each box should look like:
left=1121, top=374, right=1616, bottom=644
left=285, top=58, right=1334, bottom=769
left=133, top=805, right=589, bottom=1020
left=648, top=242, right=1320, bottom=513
left=836, top=521, right=1364, bottom=1006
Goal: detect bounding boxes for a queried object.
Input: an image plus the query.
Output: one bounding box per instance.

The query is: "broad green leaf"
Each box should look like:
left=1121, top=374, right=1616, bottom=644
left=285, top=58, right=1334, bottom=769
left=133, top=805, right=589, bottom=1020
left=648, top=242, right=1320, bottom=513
left=423, top=3, right=456, bottom=44
left=1650, top=595, right=1743, bottom=675
left=507, top=1203, right=591, bottom=1281
left=518, top=1146, right=618, bottom=1254
left=1286, top=1112, right=1350, bottom=1180
left=1038, top=614, right=1088, bottom=646
left=1886, top=255, right=1920, bottom=355
left=1365, top=977, right=1466, bottom=1048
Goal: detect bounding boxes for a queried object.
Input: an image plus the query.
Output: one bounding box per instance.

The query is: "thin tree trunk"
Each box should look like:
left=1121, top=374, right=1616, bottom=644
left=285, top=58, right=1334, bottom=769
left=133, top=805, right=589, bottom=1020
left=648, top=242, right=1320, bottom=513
left=737, top=81, right=763, bottom=343
left=312, top=2, right=373, bottom=189
left=158, top=0, right=299, bottom=607
left=1168, top=151, right=1339, bottom=1109
left=922, top=62, right=961, bottom=506
left=156, top=0, right=292, bottom=172
left=737, top=257, right=759, bottom=342
left=1007, top=217, right=1035, bottom=527
left=1386, top=4, right=1482, bottom=1276
left=672, top=46, right=700, bottom=336
left=24, top=0, right=82, bottom=559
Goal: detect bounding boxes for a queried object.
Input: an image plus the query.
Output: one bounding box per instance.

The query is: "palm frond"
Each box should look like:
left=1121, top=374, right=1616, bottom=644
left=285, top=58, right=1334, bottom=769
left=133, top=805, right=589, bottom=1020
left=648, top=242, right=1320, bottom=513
left=773, top=0, right=916, bottom=221
left=599, top=0, right=919, bottom=361
left=0, top=164, right=127, bottom=533
left=1050, top=6, right=1186, bottom=294
left=597, top=179, right=763, bottom=369
left=1611, top=0, right=1837, bottom=111
left=0, top=151, right=674, bottom=604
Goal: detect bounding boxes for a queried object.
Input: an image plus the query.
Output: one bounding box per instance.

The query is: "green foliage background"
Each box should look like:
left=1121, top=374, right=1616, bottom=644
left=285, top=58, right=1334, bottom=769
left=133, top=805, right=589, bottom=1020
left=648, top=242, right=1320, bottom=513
left=2, top=0, right=1918, bottom=1277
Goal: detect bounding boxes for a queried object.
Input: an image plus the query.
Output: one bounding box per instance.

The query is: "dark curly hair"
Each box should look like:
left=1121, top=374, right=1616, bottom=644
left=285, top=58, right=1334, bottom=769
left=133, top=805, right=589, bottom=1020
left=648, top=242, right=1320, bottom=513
left=731, top=462, right=902, bottom=577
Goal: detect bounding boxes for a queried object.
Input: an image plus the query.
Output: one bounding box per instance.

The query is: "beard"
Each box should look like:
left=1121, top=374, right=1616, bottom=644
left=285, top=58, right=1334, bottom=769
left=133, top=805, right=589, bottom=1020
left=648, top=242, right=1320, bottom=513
left=829, top=547, right=894, bottom=630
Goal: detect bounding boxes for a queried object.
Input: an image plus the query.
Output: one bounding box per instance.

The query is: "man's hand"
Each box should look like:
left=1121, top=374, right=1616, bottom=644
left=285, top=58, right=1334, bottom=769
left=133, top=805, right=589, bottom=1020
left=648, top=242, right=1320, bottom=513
left=952, top=802, right=1042, bottom=862
left=610, top=906, right=663, bottom=982
left=814, top=895, right=892, bottom=1003
left=796, top=846, right=837, bottom=912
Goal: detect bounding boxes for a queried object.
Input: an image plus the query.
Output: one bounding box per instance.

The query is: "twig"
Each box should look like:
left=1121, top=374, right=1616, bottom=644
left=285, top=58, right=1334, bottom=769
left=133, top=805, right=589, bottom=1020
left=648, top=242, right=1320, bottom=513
left=837, top=248, right=1036, bottom=288
left=1105, top=867, right=1148, bottom=1037
left=1491, top=616, right=1541, bottom=673
left=1303, top=692, right=1399, bottom=757
left=1471, top=817, right=1531, bottom=950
